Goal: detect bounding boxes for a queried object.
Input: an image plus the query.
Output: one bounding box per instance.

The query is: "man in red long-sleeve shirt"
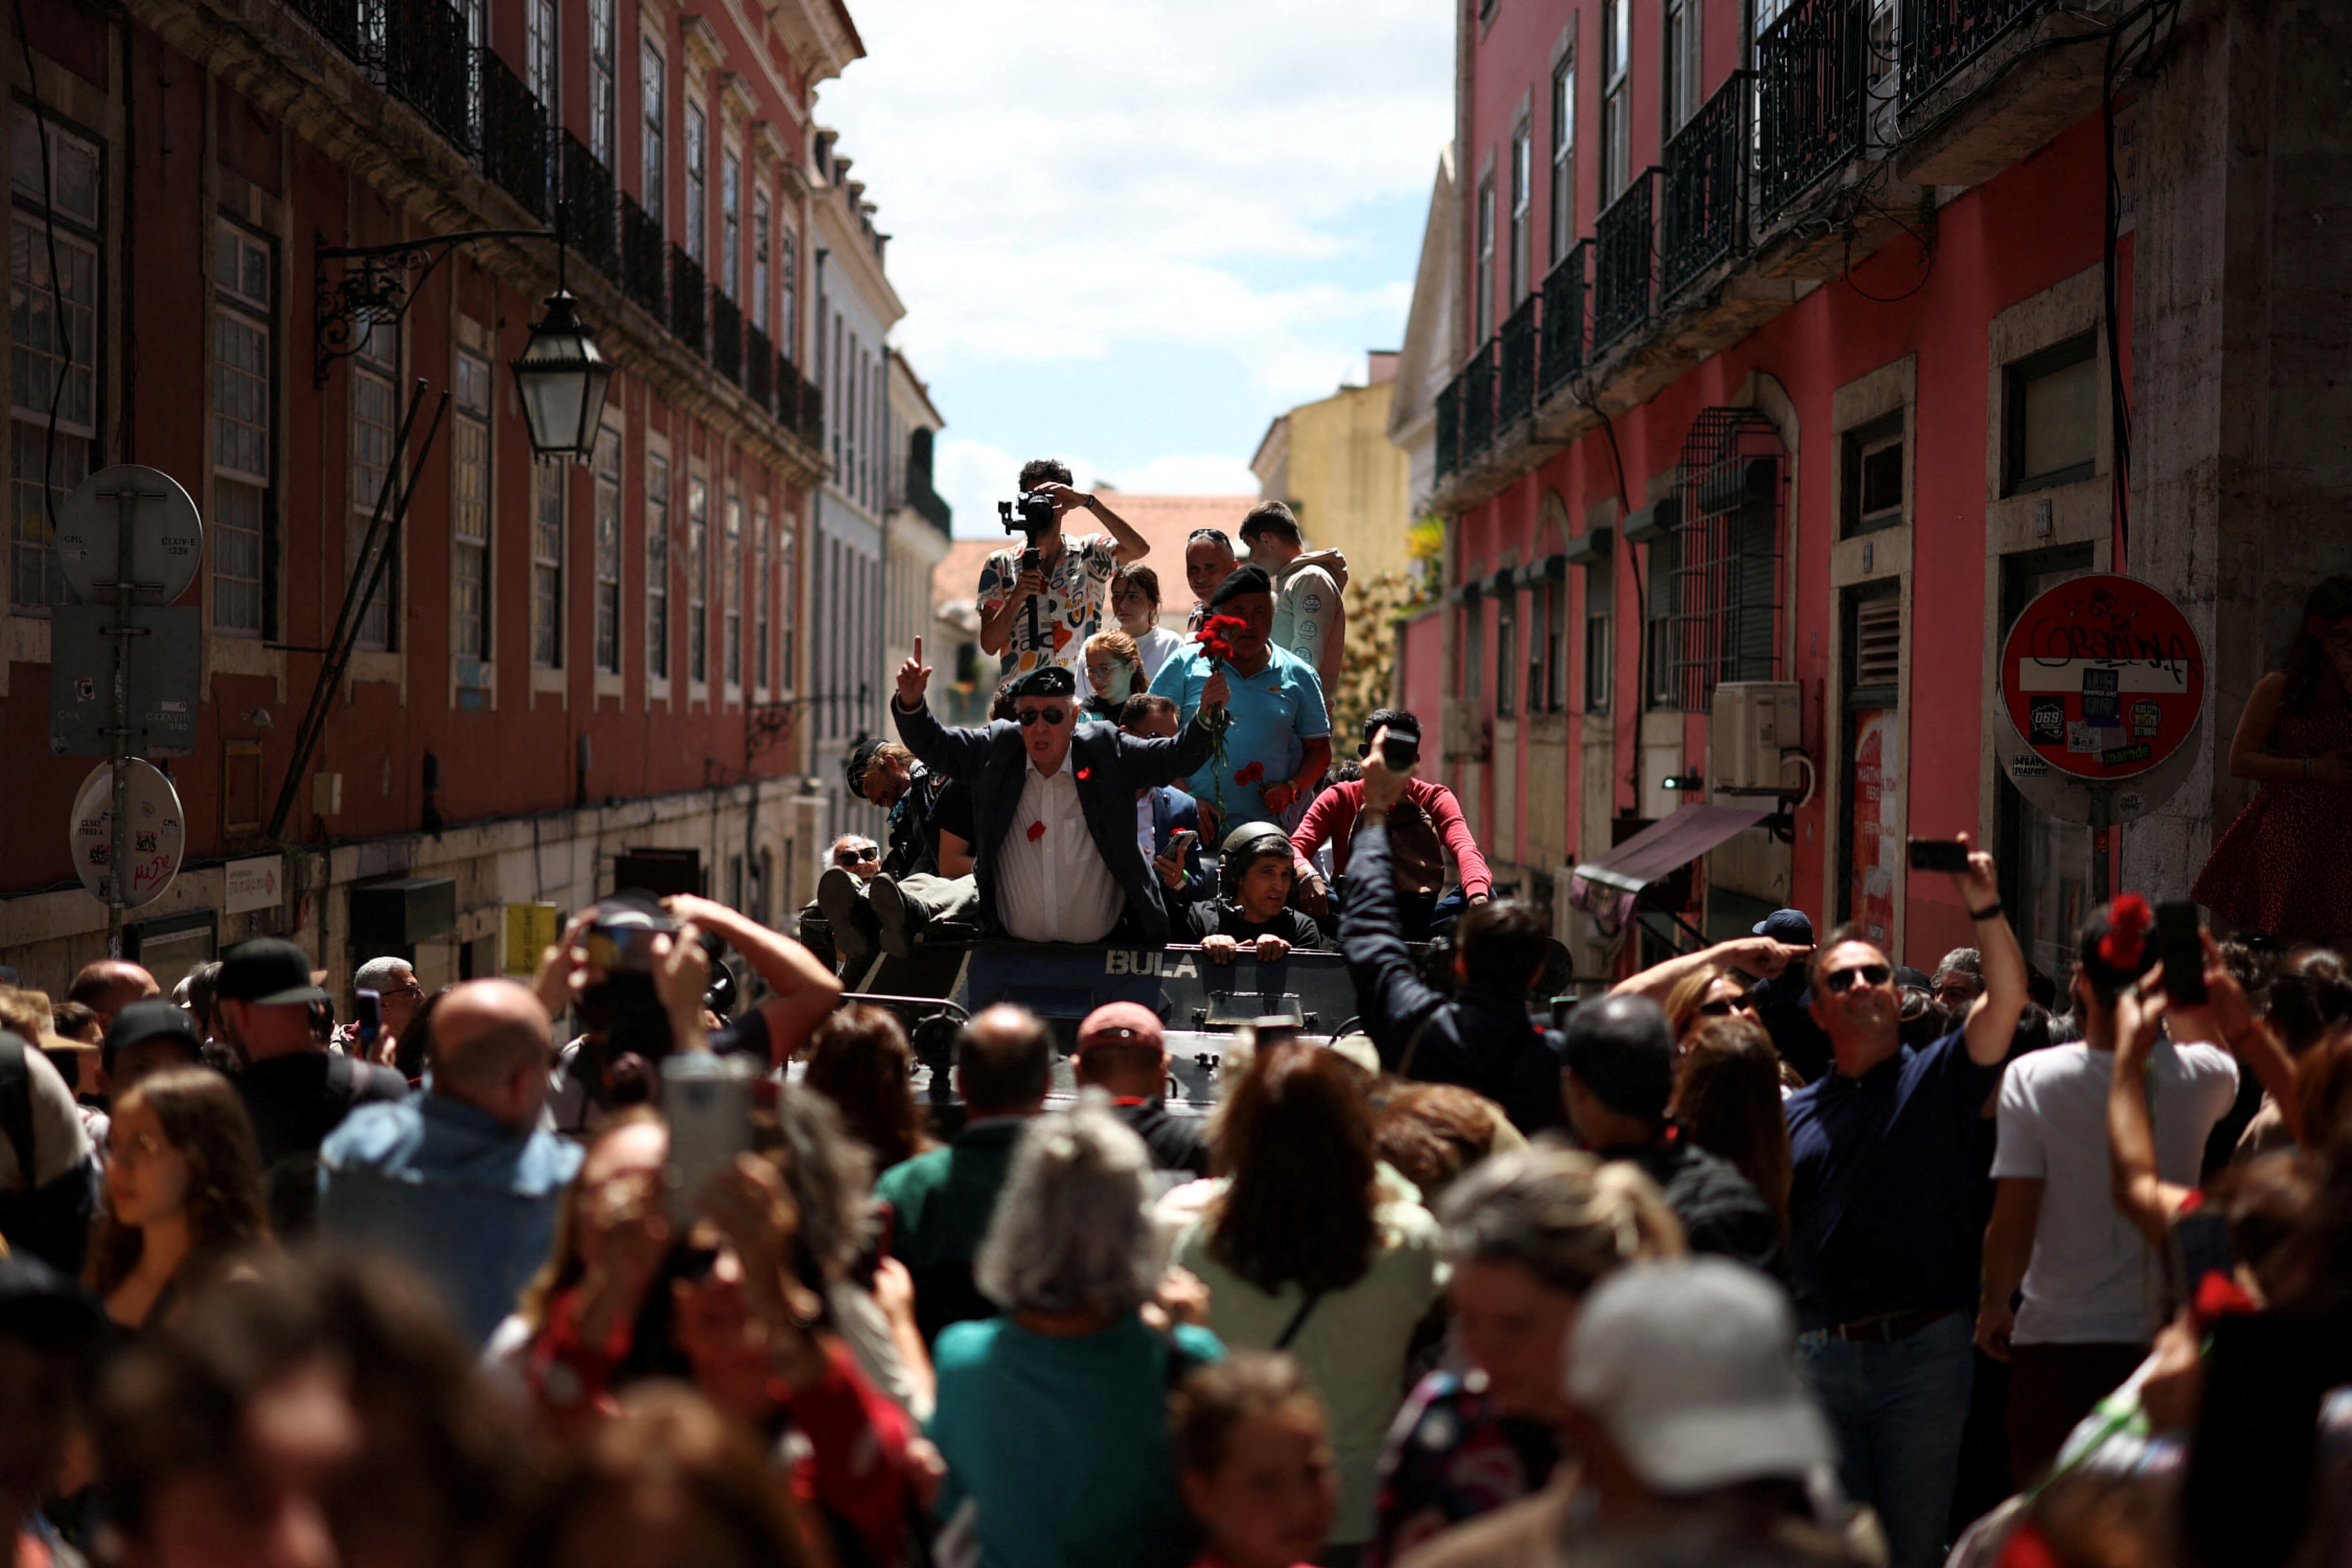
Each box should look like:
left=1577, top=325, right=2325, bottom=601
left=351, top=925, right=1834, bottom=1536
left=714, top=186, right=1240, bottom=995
left=1292, top=708, right=1491, bottom=941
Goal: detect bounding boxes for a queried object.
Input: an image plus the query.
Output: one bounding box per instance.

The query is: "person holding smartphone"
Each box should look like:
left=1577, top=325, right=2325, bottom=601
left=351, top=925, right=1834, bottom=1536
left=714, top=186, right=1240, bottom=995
left=1290, top=709, right=1491, bottom=941
left=1121, top=694, right=1213, bottom=901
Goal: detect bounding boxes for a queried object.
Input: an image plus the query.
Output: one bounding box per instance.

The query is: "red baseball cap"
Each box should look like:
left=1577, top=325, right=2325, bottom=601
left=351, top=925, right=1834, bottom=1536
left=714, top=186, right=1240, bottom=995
left=1075, top=1001, right=1165, bottom=1056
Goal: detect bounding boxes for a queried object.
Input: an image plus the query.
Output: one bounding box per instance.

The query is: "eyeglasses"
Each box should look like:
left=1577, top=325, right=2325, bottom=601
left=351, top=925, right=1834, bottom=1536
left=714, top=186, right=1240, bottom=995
left=1016, top=706, right=1068, bottom=727
left=104, top=1129, right=167, bottom=1166
left=1823, top=964, right=1894, bottom=994
left=1696, top=995, right=1756, bottom=1017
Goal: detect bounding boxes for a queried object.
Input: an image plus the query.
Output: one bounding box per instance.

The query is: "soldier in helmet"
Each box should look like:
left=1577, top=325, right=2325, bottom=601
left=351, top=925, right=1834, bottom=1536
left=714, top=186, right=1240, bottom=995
left=1170, top=821, right=1326, bottom=963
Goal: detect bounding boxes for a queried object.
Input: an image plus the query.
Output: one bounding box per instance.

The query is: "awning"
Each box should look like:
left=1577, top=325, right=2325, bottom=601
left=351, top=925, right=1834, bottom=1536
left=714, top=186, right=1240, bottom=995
left=1570, top=803, right=1772, bottom=899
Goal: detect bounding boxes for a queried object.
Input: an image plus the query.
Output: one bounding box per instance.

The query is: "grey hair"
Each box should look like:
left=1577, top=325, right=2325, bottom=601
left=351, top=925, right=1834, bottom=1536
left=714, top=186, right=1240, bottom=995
left=1437, top=1142, right=1685, bottom=1297
left=353, top=956, right=413, bottom=994
left=768, top=1083, right=875, bottom=1279
left=974, top=1093, right=1158, bottom=1316
left=1934, top=947, right=1983, bottom=980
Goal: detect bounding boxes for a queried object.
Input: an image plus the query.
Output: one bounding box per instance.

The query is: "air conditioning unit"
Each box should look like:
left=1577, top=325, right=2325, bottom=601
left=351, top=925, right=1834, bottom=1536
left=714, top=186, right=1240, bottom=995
left=1441, top=697, right=1490, bottom=761
left=1709, top=681, right=1803, bottom=794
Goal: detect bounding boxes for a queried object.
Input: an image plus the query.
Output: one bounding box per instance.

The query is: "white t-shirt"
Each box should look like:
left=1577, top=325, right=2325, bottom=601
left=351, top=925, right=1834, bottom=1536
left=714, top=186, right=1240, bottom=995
left=1991, top=1039, right=2238, bottom=1345
left=1133, top=625, right=1184, bottom=682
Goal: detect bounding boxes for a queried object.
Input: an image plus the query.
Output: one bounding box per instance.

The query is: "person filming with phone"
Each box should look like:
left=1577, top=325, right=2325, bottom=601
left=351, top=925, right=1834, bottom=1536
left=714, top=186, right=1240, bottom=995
left=1289, top=709, right=1490, bottom=940
left=976, top=457, right=1152, bottom=684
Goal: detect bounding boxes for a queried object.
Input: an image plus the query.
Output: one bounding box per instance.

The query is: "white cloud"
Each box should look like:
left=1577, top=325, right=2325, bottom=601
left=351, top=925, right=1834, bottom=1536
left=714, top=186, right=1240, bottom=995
left=935, top=435, right=1263, bottom=540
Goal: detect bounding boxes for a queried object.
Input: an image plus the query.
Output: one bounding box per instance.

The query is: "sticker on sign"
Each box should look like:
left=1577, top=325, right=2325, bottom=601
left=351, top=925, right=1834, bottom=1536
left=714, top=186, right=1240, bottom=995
left=2000, top=574, right=2205, bottom=781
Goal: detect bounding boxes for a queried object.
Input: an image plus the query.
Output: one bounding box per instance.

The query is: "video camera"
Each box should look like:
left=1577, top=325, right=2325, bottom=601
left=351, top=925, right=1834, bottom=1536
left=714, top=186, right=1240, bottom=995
left=996, top=490, right=1056, bottom=539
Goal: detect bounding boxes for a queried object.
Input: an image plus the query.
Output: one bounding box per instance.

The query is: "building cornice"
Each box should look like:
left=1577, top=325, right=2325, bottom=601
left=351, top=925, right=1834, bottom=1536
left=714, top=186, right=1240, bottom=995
left=716, top=69, right=759, bottom=126
left=759, top=0, right=864, bottom=86
left=681, top=14, right=727, bottom=74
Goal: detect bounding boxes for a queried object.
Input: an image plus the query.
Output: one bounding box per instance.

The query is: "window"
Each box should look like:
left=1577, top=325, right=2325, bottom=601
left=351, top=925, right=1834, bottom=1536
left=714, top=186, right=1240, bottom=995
left=525, top=0, right=556, bottom=116
left=684, top=103, right=707, bottom=263
left=1664, top=0, right=1701, bottom=132
left=450, top=350, right=492, bottom=661
left=723, top=494, right=742, bottom=687
left=1474, top=174, right=1495, bottom=343
left=753, top=497, right=771, bottom=688
left=463, top=0, right=488, bottom=150
left=1532, top=573, right=1566, bottom=712
left=686, top=477, right=708, bottom=684
left=751, top=188, right=769, bottom=330
left=213, top=222, right=271, bottom=636
left=1494, top=588, right=1517, bottom=714
left=646, top=450, right=670, bottom=680
left=779, top=227, right=798, bottom=361
left=593, top=426, right=622, bottom=675
left=2006, top=334, right=2098, bottom=493
left=587, top=0, right=616, bottom=164
left=531, top=462, right=564, bottom=668
left=640, top=44, right=665, bottom=229
left=1841, top=411, right=1904, bottom=537
left=721, top=150, right=741, bottom=300
left=1549, top=50, right=1577, bottom=265
left=11, top=109, right=101, bottom=610
left=1508, top=122, right=1532, bottom=303
left=1838, top=583, right=1903, bottom=938
left=1670, top=450, right=1783, bottom=708
left=1645, top=530, right=1679, bottom=708
left=350, top=328, right=398, bottom=649
left=777, top=527, right=794, bottom=692
left=1602, top=0, right=1632, bottom=200
left=1584, top=557, right=1614, bottom=713
left=1461, top=595, right=1482, bottom=704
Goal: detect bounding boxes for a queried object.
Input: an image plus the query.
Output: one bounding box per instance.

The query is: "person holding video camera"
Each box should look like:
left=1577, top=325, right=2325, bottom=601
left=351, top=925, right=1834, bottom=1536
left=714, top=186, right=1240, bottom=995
left=1289, top=708, right=1490, bottom=941
left=977, top=457, right=1152, bottom=684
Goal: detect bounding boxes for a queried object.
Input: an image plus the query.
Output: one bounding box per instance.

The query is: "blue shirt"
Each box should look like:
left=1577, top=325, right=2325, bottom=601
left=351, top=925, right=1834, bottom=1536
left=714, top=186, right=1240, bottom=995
left=930, top=1313, right=1224, bottom=1568
left=1783, top=1029, right=2001, bottom=1332
left=317, top=1094, right=584, bottom=1345
left=1147, top=642, right=1330, bottom=820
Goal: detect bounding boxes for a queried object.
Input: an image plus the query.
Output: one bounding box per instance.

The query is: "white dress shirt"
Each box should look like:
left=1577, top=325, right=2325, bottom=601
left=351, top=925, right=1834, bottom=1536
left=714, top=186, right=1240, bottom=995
left=997, top=748, right=1124, bottom=943
left=1135, top=794, right=1158, bottom=864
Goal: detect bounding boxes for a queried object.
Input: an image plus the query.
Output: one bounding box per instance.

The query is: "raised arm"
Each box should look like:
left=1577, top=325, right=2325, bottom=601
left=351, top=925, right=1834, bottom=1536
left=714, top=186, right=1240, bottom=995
left=1045, top=485, right=1149, bottom=566
left=1611, top=935, right=1809, bottom=1004
left=1950, top=834, right=2028, bottom=1067
left=665, top=894, right=842, bottom=1066
left=889, top=637, right=993, bottom=780
left=2168, top=931, right=2304, bottom=1148
left=1338, top=731, right=1446, bottom=1060
left=2108, top=987, right=2189, bottom=1248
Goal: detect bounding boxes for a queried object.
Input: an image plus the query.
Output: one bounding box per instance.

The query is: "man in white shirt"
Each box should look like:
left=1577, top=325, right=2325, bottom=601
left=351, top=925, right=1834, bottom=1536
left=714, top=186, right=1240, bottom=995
left=1239, top=501, right=1348, bottom=697
left=1977, top=899, right=2241, bottom=1483
left=888, top=644, right=1228, bottom=945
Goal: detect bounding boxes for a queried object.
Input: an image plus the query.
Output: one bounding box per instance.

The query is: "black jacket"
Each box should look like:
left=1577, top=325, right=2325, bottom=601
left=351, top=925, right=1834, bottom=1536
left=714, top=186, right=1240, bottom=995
left=882, top=764, right=958, bottom=880
left=1171, top=899, right=1323, bottom=949
left=1339, top=819, right=1567, bottom=1135
left=1599, top=1135, right=1786, bottom=1278
left=890, top=696, right=1219, bottom=942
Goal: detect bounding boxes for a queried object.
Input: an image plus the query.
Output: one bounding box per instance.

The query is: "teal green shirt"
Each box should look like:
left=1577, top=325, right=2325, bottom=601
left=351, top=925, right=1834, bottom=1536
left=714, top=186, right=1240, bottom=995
left=873, top=1117, right=1025, bottom=1341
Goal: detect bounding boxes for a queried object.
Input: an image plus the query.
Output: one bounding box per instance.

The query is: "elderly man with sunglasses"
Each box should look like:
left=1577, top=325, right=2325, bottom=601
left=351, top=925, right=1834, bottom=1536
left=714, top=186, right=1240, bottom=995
left=885, top=637, right=1228, bottom=947
left=1780, top=837, right=2026, bottom=1568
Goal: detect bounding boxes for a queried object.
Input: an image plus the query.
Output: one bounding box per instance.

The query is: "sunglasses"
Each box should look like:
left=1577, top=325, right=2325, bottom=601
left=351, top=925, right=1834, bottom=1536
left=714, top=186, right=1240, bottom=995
left=1823, top=964, right=1893, bottom=994
left=1016, top=706, right=1068, bottom=726
left=1696, top=995, right=1756, bottom=1017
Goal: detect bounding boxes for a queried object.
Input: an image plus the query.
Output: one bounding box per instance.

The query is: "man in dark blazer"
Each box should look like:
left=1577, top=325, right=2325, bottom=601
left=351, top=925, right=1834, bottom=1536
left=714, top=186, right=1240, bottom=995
left=884, top=637, right=1227, bottom=945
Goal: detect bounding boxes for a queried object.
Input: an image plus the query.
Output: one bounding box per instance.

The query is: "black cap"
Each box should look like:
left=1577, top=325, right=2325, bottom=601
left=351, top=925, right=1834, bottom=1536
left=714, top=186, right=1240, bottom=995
left=1209, top=564, right=1274, bottom=608
left=1009, top=664, right=1078, bottom=700
left=1561, top=993, right=1676, bottom=1122
left=844, top=736, right=886, bottom=801
left=215, top=938, right=329, bottom=1006
left=106, top=998, right=203, bottom=1059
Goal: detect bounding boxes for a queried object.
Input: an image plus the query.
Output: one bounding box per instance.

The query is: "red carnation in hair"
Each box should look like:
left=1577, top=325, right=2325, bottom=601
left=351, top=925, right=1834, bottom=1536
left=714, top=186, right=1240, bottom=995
left=2098, top=892, right=2153, bottom=971
left=1994, top=1523, right=2063, bottom=1568
left=1025, top=820, right=1046, bottom=844
left=1235, top=761, right=1265, bottom=786
left=1195, top=613, right=1248, bottom=666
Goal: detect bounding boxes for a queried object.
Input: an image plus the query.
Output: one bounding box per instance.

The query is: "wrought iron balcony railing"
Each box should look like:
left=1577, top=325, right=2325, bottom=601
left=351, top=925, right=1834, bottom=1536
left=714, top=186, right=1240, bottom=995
left=1460, top=338, right=1497, bottom=460
left=289, top=0, right=366, bottom=63
left=1757, top=0, right=1867, bottom=221
left=910, top=483, right=953, bottom=535
left=620, top=195, right=665, bottom=317
left=711, top=292, right=744, bottom=383
left=1661, top=72, right=1751, bottom=298
left=1900, top=0, right=2045, bottom=108
left=560, top=135, right=618, bottom=279
left=746, top=326, right=774, bottom=412
left=477, top=50, right=548, bottom=222
left=1539, top=243, right=1586, bottom=398
left=670, top=246, right=707, bottom=353
left=1592, top=169, right=1657, bottom=355
left=381, top=0, right=473, bottom=153
left=1499, top=299, right=1539, bottom=424
left=1434, top=378, right=1459, bottom=483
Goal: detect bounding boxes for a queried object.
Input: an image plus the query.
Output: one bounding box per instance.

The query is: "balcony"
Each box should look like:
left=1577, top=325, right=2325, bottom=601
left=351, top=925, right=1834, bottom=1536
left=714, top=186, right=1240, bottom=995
left=1539, top=244, right=1586, bottom=398
left=1434, top=379, right=1459, bottom=483
left=1757, top=0, right=1867, bottom=221
left=1661, top=73, right=1751, bottom=299
left=560, top=134, right=618, bottom=279
left=746, top=326, right=774, bottom=412
left=1900, top=0, right=2044, bottom=109
left=711, top=292, right=744, bottom=383
left=790, top=364, right=824, bottom=449
left=670, top=246, right=706, bottom=353
left=620, top=195, right=665, bottom=317
left=1592, top=170, right=1657, bottom=355
left=1498, top=299, right=1538, bottom=424
left=1460, top=339, right=1497, bottom=460
left=381, top=0, right=473, bottom=154
left=477, top=50, right=548, bottom=222
left=289, top=0, right=366, bottom=58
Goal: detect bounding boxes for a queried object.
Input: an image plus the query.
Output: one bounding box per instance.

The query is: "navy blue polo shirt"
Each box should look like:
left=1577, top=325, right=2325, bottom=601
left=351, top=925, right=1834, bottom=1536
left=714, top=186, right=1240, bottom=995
left=1784, top=1028, right=2001, bottom=1333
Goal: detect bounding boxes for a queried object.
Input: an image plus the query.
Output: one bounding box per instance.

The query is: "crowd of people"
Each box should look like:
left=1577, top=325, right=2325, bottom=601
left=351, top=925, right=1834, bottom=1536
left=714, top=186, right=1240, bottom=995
left=0, top=486, right=2346, bottom=1568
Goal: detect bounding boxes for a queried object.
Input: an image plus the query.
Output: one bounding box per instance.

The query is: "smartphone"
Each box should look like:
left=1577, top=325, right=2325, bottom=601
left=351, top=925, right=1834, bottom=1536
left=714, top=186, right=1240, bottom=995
left=1907, top=837, right=1971, bottom=874
left=1168, top=828, right=1198, bottom=860
left=1382, top=728, right=1422, bottom=770
left=354, top=989, right=382, bottom=1050
left=661, top=1053, right=758, bottom=1221
left=2156, top=899, right=2209, bottom=1005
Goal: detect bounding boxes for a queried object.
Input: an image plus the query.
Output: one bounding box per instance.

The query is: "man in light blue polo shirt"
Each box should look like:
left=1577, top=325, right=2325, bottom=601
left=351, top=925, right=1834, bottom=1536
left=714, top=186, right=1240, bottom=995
left=1148, top=563, right=1332, bottom=830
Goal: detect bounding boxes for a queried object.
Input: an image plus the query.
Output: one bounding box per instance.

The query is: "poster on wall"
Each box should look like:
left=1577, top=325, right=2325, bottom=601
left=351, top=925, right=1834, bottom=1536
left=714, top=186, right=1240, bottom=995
left=1850, top=709, right=1896, bottom=947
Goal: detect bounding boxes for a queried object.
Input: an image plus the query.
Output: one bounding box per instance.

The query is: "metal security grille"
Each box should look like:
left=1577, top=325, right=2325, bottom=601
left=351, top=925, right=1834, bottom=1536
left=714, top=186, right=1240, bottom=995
left=1899, top=0, right=2045, bottom=109
left=1671, top=408, right=1787, bottom=710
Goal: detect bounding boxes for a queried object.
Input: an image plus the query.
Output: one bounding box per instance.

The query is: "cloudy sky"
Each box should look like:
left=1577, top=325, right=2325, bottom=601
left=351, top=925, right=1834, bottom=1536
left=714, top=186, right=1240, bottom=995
left=819, top=0, right=1453, bottom=539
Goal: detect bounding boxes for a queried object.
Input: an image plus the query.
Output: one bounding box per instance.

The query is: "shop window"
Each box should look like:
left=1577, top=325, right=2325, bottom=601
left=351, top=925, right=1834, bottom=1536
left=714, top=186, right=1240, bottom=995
left=2006, top=333, right=2098, bottom=493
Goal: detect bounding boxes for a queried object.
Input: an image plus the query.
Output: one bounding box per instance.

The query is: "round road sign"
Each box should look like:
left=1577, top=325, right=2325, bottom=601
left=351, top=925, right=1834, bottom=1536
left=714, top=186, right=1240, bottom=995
left=1998, top=573, right=2204, bottom=783
left=69, top=760, right=186, bottom=908
left=56, top=464, right=203, bottom=605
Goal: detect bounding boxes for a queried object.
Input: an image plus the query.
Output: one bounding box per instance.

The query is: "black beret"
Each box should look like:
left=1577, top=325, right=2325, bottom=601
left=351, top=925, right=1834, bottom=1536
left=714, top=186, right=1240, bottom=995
left=1009, top=664, right=1078, bottom=699
left=844, top=736, right=886, bottom=801
left=1209, top=564, right=1274, bottom=608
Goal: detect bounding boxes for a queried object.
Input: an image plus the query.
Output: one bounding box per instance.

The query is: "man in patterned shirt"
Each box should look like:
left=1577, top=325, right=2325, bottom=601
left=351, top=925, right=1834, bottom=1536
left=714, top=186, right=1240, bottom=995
left=976, top=458, right=1152, bottom=683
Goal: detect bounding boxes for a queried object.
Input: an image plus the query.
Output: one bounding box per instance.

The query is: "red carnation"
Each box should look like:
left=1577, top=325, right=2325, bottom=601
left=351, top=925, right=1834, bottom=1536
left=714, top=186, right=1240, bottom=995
left=1025, top=821, right=1045, bottom=844
left=1235, top=761, right=1265, bottom=786
left=2193, top=1268, right=2258, bottom=1321
left=2098, top=892, right=2153, bottom=971
left=1195, top=613, right=1248, bottom=667
left=1076, top=767, right=1090, bottom=780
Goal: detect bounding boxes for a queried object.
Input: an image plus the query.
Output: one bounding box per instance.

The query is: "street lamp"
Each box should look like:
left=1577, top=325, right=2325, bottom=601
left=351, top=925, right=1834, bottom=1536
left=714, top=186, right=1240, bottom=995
left=511, top=288, right=616, bottom=460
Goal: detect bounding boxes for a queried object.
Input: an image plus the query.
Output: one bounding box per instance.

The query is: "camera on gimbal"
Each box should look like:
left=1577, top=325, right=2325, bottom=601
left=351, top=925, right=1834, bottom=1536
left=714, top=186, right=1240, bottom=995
left=996, top=490, right=1056, bottom=539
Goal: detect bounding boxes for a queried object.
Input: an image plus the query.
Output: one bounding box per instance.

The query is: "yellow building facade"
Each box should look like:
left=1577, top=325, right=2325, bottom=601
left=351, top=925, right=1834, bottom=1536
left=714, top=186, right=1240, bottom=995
left=1250, top=363, right=1414, bottom=583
